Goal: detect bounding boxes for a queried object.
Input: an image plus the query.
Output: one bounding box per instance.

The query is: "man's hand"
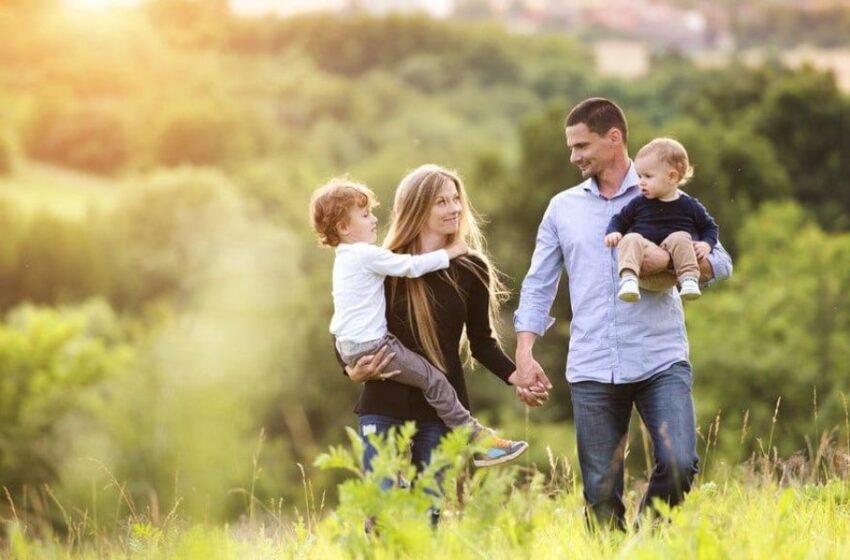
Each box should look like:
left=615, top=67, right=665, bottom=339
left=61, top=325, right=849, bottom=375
left=344, top=345, right=401, bottom=384
left=693, top=241, right=711, bottom=261
left=604, top=232, right=623, bottom=248
left=512, top=353, right=552, bottom=390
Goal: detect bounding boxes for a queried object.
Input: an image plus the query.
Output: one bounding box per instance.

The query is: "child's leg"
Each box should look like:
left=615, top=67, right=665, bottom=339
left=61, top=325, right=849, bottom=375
left=381, top=335, right=482, bottom=431
left=617, top=233, right=649, bottom=278
left=659, top=232, right=699, bottom=282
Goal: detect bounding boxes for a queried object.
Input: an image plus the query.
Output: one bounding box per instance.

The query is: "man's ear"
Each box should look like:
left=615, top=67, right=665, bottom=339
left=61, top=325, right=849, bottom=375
left=607, top=127, right=622, bottom=145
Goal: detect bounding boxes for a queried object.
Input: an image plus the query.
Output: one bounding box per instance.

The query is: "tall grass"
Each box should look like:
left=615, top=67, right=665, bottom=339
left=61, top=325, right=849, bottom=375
left=2, top=406, right=850, bottom=559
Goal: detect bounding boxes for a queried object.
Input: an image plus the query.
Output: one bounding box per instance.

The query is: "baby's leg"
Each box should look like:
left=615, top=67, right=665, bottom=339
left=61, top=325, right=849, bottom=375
left=617, top=233, right=650, bottom=278
left=382, top=335, right=482, bottom=431
left=660, top=231, right=699, bottom=282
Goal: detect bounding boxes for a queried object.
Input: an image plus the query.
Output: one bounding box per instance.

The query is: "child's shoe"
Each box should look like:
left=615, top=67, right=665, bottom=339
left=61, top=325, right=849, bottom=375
left=472, top=430, right=528, bottom=467
left=679, top=278, right=701, bottom=301
left=618, top=276, right=640, bottom=302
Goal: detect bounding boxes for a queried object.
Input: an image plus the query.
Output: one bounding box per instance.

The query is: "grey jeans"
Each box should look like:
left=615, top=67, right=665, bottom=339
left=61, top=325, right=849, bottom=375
left=337, top=333, right=480, bottom=431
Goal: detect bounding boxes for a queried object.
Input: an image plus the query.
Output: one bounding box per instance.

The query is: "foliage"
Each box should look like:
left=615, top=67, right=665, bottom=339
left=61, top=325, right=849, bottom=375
left=4, top=430, right=850, bottom=558
left=0, top=5, right=849, bottom=529
left=23, top=101, right=133, bottom=174
left=689, top=202, right=850, bottom=458
left=0, top=301, right=133, bottom=498
left=0, top=129, right=14, bottom=175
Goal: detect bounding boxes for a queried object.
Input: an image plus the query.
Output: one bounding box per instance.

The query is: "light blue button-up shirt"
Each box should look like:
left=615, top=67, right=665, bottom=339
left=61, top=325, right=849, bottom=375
left=514, top=163, right=733, bottom=384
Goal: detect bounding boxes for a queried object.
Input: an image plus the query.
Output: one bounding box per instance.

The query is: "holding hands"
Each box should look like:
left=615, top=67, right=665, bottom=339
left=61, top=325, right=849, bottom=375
left=510, top=348, right=552, bottom=408
left=604, top=232, right=623, bottom=248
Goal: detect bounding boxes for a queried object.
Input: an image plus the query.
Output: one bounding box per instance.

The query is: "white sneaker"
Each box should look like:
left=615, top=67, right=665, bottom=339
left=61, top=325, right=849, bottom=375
left=679, top=278, right=701, bottom=300
left=618, top=277, right=640, bottom=302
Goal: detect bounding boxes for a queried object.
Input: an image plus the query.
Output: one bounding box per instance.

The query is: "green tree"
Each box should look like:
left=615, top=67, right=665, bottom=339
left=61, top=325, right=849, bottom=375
left=0, top=301, right=132, bottom=499
left=754, top=68, right=850, bottom=231
left=23, top=102, right=133, bottom=174
left=689, top=202, right=850, bottom=459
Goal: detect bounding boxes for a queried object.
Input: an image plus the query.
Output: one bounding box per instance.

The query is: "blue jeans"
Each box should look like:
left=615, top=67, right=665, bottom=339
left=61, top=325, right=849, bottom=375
left=358, top=414, right=450, bottom=489
left=569, top=360, right=699, bottom=528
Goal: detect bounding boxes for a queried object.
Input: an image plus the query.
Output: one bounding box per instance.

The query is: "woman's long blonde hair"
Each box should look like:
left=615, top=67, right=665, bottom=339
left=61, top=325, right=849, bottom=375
left=383, top=164, right=509, bottom=372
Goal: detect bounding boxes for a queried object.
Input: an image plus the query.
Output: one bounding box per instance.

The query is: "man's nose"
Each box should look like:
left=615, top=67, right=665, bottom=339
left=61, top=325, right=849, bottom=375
left=570, top=150, right=580, bottom=164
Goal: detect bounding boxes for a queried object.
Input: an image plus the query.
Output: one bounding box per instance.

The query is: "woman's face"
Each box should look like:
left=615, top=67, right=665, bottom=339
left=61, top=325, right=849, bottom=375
left=421, top=179, right=462, bottom=240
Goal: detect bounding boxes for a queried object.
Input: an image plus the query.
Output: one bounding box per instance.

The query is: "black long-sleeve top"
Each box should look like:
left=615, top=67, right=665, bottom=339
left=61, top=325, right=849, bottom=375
left=340, top=254, right=515, bottom=423
left=606, top=194, right=719, bottom=248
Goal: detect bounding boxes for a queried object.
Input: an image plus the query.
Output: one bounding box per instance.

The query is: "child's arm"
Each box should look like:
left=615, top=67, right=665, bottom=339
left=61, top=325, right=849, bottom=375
left=357, top=244, right=452, bottom=278
left=604, top=199, right=637, bottom=246
left=690, top=197, right=719, bottom=261
left=445, top=238, right=469, bottom=260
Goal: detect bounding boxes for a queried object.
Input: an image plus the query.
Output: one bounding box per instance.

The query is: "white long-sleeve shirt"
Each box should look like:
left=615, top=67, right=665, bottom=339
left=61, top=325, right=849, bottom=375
left=330, top=242, right=450, bottom=343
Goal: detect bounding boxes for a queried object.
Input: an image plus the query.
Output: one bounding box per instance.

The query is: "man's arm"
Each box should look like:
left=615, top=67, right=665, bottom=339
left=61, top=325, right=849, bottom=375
left=513, top=203, right=562, bottom=389
left=702, top=240, right=733, bottom=287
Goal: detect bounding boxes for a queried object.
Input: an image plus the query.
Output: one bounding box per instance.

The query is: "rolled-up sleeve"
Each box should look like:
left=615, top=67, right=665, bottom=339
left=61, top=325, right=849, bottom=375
left=704, top=240, right=733, bottom=287
left=514, top=202, right=564, bottom=336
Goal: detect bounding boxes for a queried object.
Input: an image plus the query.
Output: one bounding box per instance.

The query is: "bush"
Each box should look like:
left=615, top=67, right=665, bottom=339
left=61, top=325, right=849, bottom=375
left=0, top=130, right=15, bottom=175
left=152, top=101, right=259, bottom=167
left=0, top=301, right=132, bottom=498
left=24, top=101, right=133, bottom=174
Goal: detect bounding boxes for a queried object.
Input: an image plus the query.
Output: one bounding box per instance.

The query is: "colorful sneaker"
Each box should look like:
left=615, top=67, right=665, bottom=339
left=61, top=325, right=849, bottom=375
left=618, top=277, right=640, bottom=302
left=679, top=278, right=701, bottom=301
left=472, top=432, right=528, bottom=467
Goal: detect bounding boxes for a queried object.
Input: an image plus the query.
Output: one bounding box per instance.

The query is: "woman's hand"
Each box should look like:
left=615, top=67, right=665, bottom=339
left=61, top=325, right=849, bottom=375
left=344, top=345, right=401, bottom=384
left=515, top=384, right=549, bottom=407
left=510, top=368, right=550, bottom=407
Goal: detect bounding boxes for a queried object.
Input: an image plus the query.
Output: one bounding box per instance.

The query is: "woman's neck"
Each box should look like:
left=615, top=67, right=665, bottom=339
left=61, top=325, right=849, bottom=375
left=418, top=231, right=448, bottom=253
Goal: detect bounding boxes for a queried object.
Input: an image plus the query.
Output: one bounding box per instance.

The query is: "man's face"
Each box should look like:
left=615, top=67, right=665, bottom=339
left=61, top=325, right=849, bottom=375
left=565, top=123, right=617, bottom=179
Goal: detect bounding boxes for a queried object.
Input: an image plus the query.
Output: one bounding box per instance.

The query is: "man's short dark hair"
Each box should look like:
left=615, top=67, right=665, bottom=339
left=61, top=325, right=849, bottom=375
left=565, top=98, right=629, bottom=145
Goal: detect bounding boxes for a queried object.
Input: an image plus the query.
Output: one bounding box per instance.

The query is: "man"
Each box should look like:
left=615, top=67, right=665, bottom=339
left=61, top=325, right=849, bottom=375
left=512, top=98, right=733, bottom=528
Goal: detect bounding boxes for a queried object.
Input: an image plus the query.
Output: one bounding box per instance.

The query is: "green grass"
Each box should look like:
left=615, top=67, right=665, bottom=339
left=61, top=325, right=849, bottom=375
left=0, top=162, right=119, bottom=219
left=4, top=476, right=849, bottom=559
left=3, top=425, right=850, bottom=559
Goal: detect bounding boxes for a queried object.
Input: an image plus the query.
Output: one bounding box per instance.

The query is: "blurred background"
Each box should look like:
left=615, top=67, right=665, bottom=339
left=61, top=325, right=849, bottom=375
left=1, top=0, right=849, bottom=526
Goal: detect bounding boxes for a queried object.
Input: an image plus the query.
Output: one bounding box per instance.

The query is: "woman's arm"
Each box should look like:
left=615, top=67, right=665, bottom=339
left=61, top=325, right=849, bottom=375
left=463, top=257, right=516, bottom=385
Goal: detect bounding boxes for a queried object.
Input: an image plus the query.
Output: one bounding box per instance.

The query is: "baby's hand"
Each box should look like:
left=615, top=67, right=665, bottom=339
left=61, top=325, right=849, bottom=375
left=693, top=241, right=711, bottom=261
left=604, top=232, right=623, bottom=248
left=446, top=238, right=469, bottom=259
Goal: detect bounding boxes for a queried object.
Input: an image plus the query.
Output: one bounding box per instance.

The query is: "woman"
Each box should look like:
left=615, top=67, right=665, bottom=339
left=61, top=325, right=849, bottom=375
left=342, top=163, right=543, bottom=471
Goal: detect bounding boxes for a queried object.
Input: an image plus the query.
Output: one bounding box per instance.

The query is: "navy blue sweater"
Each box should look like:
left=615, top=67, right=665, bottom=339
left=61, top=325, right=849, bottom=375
left=606, top=194, right=719, bottom=248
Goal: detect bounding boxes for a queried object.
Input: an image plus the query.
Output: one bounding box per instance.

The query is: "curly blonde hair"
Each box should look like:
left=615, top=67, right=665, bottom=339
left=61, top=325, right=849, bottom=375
left=309, top=178, right=378, bottom=247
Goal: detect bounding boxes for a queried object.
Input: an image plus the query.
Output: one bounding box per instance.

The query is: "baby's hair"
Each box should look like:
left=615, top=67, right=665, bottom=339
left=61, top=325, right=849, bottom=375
left=636, top=137, right=694, bottom=186
left=309, top=177, right=378, bottom=247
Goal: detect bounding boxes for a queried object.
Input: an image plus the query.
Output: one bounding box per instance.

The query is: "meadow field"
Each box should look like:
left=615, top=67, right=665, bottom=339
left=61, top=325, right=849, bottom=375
left=4, top=417, right=850, bottom=559
left=2, top=2, right=850, bottom=558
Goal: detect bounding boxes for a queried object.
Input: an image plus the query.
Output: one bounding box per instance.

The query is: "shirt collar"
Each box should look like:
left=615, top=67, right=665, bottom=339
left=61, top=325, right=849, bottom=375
left=583, top=160, right=639, bottom=199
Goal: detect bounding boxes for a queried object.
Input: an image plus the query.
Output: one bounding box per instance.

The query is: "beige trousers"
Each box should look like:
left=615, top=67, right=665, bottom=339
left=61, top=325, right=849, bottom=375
left=618, top=231, right=699, bottom=291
